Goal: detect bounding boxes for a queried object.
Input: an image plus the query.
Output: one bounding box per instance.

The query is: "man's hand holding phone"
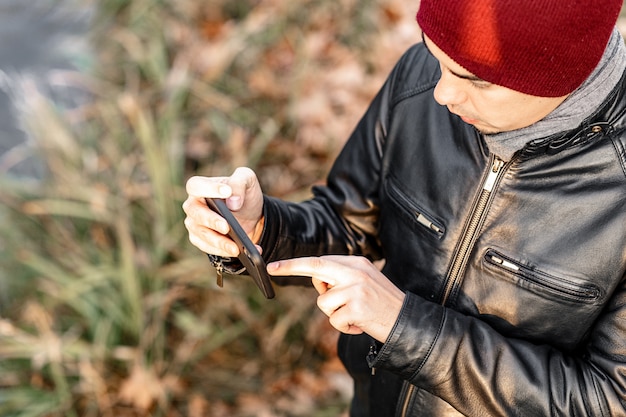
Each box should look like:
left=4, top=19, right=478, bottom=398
left=183, top=167, right=264, bottom=257
left=183, top=167, right=274, bottom=298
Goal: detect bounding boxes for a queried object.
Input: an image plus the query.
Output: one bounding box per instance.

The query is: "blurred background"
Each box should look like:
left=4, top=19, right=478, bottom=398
left=0, top=1, right=624, bottom=416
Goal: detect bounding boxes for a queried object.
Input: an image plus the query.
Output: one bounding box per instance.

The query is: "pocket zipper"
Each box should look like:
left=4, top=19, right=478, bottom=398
left=485, top=249, right=601, bottom=302
left=386, top=179, right=445, bottom=238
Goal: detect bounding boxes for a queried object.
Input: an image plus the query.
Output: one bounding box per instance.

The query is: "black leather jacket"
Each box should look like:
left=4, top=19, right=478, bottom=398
left=257, top=43, right=626, bottom=416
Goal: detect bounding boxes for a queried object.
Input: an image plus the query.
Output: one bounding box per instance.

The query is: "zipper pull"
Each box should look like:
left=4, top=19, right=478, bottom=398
left=215, top=263, right=224, bottom=287
left=483, top=158, right=504, bottom=192
left=208, top=255, right=225, bottom=287
left=367, top=343, right=378, bottom=375
left=489, top=254, right=520, bottom=271
left=416, top=213, right=442, bottom=234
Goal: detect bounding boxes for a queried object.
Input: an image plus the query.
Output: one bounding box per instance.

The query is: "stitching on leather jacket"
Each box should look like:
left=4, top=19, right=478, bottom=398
left=410, top=307, right=447, bottom=381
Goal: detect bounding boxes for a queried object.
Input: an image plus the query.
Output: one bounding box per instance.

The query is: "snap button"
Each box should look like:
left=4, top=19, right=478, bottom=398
left=591, top=125, right=603, bottom=133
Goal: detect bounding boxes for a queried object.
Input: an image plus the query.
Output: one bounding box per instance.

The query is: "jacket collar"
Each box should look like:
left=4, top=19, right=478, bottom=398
left=520, top=67, right=626, bottom=159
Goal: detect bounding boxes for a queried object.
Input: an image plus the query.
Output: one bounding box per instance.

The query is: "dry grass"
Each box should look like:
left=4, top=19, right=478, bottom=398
left=0, top=0, right=421, bottom=415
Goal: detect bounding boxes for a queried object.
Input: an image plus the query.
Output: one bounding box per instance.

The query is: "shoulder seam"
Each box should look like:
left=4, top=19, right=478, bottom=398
left=387, top=43, right=440, bottom=109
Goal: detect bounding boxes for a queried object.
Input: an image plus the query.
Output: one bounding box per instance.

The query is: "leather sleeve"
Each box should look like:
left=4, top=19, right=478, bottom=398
left=371, top=276, right=626, bottom=416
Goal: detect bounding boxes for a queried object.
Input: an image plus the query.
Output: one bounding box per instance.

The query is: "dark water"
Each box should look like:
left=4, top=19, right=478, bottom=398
left=0, top=1, right=92, bottom=177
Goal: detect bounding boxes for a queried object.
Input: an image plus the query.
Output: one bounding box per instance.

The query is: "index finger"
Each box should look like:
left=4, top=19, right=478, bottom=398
left=267, top=257, right=338, bottom=286
left=185, top=176, right=232, bottom=199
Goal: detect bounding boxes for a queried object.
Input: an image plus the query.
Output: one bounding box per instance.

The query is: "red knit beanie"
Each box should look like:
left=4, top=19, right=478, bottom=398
left=416, top=0, right=624, bottom=97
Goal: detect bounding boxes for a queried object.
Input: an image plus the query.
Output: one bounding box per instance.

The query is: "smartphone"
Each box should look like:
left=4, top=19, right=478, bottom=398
left=205, top=198, right=275, bottom=299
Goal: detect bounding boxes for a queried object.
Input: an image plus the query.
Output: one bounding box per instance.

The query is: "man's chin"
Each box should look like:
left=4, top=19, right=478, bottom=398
left=471, top=120, right=506, bottom=135
left=475, top=126, right=503, bottom=135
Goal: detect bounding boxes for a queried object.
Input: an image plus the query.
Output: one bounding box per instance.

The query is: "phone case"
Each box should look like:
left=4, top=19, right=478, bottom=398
left=205, top=198, right=275, bottom=299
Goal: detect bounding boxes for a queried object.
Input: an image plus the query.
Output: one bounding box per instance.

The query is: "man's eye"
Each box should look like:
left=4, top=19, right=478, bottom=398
left=470, top=80, right=491, bottom=89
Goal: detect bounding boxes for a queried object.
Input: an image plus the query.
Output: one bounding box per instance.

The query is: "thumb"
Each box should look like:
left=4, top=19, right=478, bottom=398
left=227, top=167, right=259, bottom=210
left=185, top=175, right=232, bottom=199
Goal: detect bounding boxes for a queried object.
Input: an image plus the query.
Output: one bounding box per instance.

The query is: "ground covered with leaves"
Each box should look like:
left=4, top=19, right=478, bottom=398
left=0, top=0, right=421, bottom=416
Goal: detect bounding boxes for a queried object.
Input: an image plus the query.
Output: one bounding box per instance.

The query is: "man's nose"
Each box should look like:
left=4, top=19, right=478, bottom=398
left=433, top=72, right=467, bottom=106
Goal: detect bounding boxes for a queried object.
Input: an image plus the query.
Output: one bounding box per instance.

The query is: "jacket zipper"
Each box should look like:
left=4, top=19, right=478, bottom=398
left=397, top=156, right=506, bottom=417
left=399, top=382, right=414, bottom=417
left=484, top=250, right=601, bottom=302
left=441, top=156, right=504, bottom=303
left=386, top=179, right=446, bottom=238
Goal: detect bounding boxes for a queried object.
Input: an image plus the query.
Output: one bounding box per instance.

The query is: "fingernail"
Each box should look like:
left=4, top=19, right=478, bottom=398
left=267, top=261, right=279, bottom=272
left=227, top=195, right=242, bottom=210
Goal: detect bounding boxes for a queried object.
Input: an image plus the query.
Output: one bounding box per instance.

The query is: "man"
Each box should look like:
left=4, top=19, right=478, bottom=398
left=183, top=0, right=626, bottom=415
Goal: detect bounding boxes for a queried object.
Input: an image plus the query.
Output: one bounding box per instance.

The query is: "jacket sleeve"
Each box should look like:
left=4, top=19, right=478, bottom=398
left=370, top=273, right=626, bottom=416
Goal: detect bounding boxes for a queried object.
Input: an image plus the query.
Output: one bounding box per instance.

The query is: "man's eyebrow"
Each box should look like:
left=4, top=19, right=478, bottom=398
left=421, top=33, right=487, bottom=83
left=450, top=70, right=486, bottom=83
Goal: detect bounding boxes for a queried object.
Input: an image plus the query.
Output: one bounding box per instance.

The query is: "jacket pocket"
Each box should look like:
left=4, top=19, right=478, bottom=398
left=384, top=177, right=445, bottom=239
left=483, top=249, right=601, bottom=304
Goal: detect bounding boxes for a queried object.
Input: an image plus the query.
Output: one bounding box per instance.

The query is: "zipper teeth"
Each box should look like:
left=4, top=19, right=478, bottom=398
left=400, top=384, right=415, bottom=417
left=442, top=190, right=490, bottom=302
left=441, top=157, right=504, bottom=303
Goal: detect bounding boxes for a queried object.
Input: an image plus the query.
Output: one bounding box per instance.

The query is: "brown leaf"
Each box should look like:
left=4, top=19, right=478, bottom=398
left=118, top=365, right=167, bottom=410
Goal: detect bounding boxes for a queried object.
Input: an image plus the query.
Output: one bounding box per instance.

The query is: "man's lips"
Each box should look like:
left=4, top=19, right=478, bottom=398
left=459, top=115, right=480, bottom=125
left=448, top=107, right=481, bottom=125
